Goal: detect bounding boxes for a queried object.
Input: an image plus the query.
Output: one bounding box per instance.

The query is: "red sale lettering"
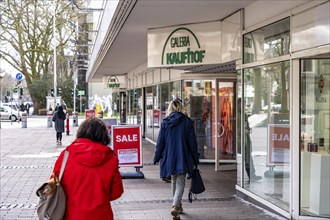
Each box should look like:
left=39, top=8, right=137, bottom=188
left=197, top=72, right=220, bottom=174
left=116, top=134, right=138, bottom=142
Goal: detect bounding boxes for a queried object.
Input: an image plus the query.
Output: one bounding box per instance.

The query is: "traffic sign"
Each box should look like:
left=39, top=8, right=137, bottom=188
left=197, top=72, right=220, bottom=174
left=16, top=73, right=23, bottom=81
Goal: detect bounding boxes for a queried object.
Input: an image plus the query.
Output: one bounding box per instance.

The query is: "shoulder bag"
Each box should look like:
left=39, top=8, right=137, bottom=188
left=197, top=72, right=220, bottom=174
left=36, top=150, right=69, bottom=220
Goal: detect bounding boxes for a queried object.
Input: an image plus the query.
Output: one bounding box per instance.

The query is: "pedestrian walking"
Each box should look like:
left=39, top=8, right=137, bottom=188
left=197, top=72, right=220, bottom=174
left=52, top=105, right=66, bottom=146
left=153, top=98, right=199, bottom=220
left=49, top=117, right=124, bottom=220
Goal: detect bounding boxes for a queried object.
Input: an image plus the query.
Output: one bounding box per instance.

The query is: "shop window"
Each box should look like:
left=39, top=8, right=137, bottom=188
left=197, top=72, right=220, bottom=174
left=300, top=58, right=330, bottom=218
left=145, top=86, right=153, bottom=141
left=243, top=18, right=290, bottom=64
left=243, top=61, right=290, bottom=211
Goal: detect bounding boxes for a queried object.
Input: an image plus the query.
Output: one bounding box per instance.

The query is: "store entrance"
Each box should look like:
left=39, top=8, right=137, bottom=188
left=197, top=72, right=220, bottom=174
left=215, top=80, right=237, bottom=170
left=183, top=78, right=237, bottom=171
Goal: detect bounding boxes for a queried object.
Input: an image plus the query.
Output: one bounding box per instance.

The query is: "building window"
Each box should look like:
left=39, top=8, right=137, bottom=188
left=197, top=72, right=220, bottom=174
left=243, top=18, right=290, bottom=64
left=243, top=61, right=290, bottom=211
left=300, top=58, right=330, bottom=218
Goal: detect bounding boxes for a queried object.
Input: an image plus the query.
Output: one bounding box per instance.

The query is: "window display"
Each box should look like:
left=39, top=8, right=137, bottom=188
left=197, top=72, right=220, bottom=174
left=300, top=58, right=330, bottom=218
left=243, top=61, right=290, bottom=211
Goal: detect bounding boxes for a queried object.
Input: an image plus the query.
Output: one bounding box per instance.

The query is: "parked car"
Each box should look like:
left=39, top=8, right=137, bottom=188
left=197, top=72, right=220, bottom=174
left=0, top=106, right=20, bottom=122
left=1, top=102, right=19, bottom=111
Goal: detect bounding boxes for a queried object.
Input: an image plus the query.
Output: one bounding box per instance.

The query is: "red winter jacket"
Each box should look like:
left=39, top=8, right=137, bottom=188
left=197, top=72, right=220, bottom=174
left=52, top=138, right=124, bottom=220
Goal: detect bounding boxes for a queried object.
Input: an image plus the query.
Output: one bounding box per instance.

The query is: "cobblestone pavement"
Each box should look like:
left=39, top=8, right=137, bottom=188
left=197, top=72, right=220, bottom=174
left=0, top=116, right=287, bottom=220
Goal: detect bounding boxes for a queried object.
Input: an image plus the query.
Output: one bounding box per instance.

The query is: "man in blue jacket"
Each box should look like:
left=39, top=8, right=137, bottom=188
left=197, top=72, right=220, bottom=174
left=154, top=98, right=199, bottom=220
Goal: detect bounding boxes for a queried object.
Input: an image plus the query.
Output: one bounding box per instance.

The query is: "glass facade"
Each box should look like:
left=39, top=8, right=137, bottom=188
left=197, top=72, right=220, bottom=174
left=300, top=59, right=330, bottom=218
left=243, top=61, right=290, bottom=211
left=144, top=82, right=182, bottom=142
left=243, top=18, right=290, bottom=64
left=242, top=16, right=292, bottom=212
left=183, top=80, right=216, bottom=161
left=217, top=81, right=236, bottom=160
left=145, top=86, right=154, bottom=141
left=126, top=89, right=142, bottom=125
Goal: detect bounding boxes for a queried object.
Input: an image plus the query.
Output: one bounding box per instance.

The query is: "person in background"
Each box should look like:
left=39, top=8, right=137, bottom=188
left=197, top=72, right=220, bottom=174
left=237, top=98, right=262, bottom=181
left=52, top=105, right=66, bottom=146
left=154, top=99, right=199, bottom=220
left=50, top=117, right=123, bottom=220
left=25, top=103, right=30, bottom=115
left=54, top=103, right=60, bottom=111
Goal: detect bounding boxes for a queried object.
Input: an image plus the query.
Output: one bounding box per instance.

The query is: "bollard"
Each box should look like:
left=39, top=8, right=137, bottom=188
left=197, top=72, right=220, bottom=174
left=47, top=111, right=53, bottom=127
left=66, top=113, right=70, bottom=135
left=21, top=112, right=27, bottom=128
left=97, top=110, right=103, bottom=118
left=73, top=111, right=78, bottom=127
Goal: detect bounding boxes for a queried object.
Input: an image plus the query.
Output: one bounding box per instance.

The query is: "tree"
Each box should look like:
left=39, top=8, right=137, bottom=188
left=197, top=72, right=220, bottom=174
left=0, top=0, right=79, bottom=113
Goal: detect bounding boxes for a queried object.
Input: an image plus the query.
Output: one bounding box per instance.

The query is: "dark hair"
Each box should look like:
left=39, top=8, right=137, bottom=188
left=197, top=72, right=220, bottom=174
left=76, top=117, right=110, bottom=145
left=57, top=106, right=66, bottom=120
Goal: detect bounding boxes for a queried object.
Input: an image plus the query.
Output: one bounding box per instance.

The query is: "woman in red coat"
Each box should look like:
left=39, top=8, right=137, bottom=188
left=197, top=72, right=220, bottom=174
left=51, top=117, right=124, bottom=220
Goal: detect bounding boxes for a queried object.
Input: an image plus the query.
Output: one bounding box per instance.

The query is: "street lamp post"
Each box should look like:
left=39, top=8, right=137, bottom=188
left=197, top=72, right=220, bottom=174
left=0, top=70, right=6, bottom=129
left=53, top=0, right=57, bottom=108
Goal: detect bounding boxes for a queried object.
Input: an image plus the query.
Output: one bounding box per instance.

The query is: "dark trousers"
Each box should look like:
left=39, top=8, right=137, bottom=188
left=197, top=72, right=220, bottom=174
left=245, top=134, right=257, bottom=178
left=56, top=132, right=62, bottom=141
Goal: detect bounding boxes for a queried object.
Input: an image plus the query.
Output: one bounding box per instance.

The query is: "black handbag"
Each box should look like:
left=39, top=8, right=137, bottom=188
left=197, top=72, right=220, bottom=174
left=188, top=167, right=205, bottom=203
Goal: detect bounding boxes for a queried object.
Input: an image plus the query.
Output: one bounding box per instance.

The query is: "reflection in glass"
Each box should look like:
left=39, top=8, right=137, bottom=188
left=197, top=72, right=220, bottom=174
left=237, top=70, right=243, bottom=186
left=145, top=86, right=153, bottom=141
left=184, top=80, right=215, bottom=160
left=243, top=61, right=290, bottom=211
left=153, top=85, right=160, bottom=142
left=144, top=82, right=182, bottom=142
left=300, top=59, right=330, bottom=218
left=243, top=18, right=290, bottom=64
left=218, top=82, right=236, bottom=160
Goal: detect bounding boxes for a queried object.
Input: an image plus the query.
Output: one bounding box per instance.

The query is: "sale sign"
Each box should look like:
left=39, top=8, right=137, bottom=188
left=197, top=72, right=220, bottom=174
left=111, top=125, right=142, bottom=166
left=85, top=109, right=95, bottom=119
left=153, top=109, right=160, bottom=127
left=267, top=124, right=290, bottom=166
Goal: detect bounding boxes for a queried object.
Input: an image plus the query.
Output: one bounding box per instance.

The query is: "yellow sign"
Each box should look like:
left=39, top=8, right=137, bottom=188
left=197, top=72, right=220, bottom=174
left=95, top=104, right=102, bottom=115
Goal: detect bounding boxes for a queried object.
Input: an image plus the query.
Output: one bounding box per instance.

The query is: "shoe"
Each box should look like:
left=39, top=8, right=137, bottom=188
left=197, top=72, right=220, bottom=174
left=171, top=206, right=180, bottom=220
left=250, top=175, right=262, bottom=181
left=162, top=176, right=171, bottom=183
left=177, top=204, right=184, bottom=214
left=59, top=141, right=62, bottom=146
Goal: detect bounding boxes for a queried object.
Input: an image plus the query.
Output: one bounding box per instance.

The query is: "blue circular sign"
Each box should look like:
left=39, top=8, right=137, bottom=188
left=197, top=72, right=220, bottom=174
left=16, top=73, right=23, bottom=81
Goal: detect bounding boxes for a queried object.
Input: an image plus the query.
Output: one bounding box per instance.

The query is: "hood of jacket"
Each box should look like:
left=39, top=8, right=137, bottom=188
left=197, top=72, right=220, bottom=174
left=67, top=138, right=114, bottom=167
left=163, top=112, right=188, bottom=128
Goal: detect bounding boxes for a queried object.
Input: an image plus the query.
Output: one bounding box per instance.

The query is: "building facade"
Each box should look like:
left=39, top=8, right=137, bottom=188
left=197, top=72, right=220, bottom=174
left=86, top=0, right=330, bottom=219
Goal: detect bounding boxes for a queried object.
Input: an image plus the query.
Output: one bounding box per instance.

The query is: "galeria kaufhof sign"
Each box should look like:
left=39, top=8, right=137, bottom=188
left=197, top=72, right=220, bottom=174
left=148, top=21, right=221, bottom=68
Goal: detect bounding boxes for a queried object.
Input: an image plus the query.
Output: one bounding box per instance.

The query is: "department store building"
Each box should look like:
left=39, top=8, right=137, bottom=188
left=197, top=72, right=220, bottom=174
left=86, top=1, right=330, bottom=219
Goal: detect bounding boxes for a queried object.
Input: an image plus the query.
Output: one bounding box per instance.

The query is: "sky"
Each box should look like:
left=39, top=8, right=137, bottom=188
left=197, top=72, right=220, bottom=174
left=0, top=59, right=19, bottom=78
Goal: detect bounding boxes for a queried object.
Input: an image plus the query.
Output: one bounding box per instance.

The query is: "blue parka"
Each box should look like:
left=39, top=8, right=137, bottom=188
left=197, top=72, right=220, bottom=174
left=153, top=112, right=199, bottom=178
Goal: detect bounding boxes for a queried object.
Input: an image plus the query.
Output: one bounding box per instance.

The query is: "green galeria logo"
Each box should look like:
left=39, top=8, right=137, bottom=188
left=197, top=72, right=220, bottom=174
left=161, top=27, right=206, bottom=65
left=108, top=75, right=120, bottom=88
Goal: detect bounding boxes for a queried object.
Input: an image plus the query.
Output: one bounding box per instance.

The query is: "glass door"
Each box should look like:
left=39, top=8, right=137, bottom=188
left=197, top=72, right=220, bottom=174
left=215, top=80, right=236, bottom=170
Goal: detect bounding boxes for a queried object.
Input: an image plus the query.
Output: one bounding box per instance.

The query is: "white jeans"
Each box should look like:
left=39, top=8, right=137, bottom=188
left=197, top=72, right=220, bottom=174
left=171, top=173, right=186, bottom=207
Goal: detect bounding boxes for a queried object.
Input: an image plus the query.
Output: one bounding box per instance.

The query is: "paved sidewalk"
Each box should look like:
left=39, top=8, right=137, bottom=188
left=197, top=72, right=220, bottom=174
left=0, top=116, right=287, bottom=220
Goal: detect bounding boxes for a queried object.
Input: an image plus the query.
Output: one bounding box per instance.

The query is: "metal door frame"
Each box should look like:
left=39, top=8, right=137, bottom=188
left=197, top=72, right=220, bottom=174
left=215, top=78, right=237, bottom=171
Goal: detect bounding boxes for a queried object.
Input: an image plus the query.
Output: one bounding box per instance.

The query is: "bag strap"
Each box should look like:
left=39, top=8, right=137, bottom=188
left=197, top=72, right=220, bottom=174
left=58, top=150, right=69, bottom=182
